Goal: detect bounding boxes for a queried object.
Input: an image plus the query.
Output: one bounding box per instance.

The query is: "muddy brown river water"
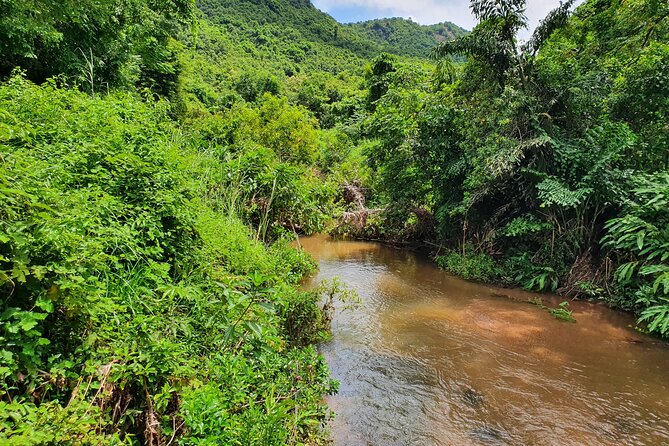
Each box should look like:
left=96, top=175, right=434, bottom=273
left=300, top=235, right=669, bottom=446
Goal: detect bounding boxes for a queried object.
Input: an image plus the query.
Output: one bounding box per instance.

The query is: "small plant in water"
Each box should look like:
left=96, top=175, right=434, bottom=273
left=549, top=301, right=576, bottom=323
left=318, top=277, right=360, bottom=320
left=528, top=298, right=576, bottom=323
left=529, top=297, right=544, bottom=307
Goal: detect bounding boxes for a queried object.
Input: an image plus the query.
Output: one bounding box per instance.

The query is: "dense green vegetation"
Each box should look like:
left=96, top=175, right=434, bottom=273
left=0, top=75, right=345, bottom=444
left=0, top=0, right=193, bottom=96
left=1, top=0, right=668, bottom=443
left=196, top=0, right=465, bottom=59
left=357, top=0, right=669, bottom=337
left=177, top=0, right=464, bottom=119
left=0, top=1, right=360, bottom=443
left=348, top=18, right=465, bottom=58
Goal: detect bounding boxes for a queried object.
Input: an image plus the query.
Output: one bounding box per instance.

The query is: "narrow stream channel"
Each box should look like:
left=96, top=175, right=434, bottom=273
left=300, top=235, right=669, bottom=446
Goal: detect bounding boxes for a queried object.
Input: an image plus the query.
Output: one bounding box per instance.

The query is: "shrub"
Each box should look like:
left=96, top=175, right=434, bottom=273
left=604, top=173, right=669, bottom=337
left=436, top=249, right=501, bottom=283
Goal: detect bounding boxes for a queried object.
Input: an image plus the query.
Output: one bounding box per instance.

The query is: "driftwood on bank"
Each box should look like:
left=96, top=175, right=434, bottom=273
left=342, top=181, right=366, bottom=211
left=339, top=208, right=384, bottom=233
left=332, top=181, right=385, bottom=237
left=333, top=181, right=437, bottom=241
left=557, top=248, right=612, bottom=297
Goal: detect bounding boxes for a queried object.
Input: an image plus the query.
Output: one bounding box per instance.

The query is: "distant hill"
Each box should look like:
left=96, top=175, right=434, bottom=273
left=347, top=18, right=467, bottom=58
left=181, top=0, right=467, bottom=111
left=195, top=0, right=467, bottom=59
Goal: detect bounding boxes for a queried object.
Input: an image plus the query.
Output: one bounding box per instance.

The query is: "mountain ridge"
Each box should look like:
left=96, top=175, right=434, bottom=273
left=347, top=17, right=467, bottom=58
left=196, top=0, right=467, bottom=59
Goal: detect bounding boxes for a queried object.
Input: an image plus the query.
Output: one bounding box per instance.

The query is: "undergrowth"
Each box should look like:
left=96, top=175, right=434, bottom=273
left=435, top=249, right=501, bottom=283
left=530, top=298, right=577, bottom=323
left=0, top=76, right=338, bottom=444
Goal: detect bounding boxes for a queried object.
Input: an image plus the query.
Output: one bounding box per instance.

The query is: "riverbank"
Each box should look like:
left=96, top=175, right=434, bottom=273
left=327, top=209, right=664, bottom=339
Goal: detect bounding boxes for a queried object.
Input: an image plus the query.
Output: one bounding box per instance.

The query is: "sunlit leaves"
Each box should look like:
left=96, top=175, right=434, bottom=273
left=638, top=300, right=669, bottom=335
left=0, top=0, right=195, bottom=92
left=536, top=178, right=592, bottom=209
left=0, top=75, right=335, bottom=442
left=471, top=0, right=527, bottom=23
left=604, top=173, right=669, bottom=336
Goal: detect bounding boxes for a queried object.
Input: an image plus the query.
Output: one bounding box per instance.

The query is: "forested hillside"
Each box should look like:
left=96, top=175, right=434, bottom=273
left=1, top=0, right=668, bottom=444
left=197, top=0, right=466, bottom=59
left=348, top=18, right=466, bottom=58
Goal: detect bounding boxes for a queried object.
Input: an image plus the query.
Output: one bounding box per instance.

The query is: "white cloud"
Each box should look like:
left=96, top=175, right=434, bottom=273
left=312, top=0, right=585, bottom=40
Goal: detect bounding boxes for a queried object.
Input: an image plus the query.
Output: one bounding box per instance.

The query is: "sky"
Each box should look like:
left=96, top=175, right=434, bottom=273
left=311, top=0, right=584, bottom=41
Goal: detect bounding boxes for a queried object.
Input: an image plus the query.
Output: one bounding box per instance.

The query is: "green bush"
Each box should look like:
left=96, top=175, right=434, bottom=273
left=436, top=249, right=501, bottom=283
left=604, top=173, right=669, bottom=336
left=0, top=76, right=335, bottom=444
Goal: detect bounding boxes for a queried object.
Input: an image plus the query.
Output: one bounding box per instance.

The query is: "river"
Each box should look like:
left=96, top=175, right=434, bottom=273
left=300, top=235, right=669, bottom=446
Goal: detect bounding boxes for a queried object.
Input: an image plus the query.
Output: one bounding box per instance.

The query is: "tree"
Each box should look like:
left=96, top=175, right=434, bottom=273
left=433, top=0, right=575, bottom=89
left=0, top=0, right=195, bottom=94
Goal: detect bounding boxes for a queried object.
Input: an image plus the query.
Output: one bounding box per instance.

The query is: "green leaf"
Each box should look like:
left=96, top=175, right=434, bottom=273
left=616, top=262, right=639, bottom=283
left=245, top=321, right=262, bottom=337
left=18, top=317, right=39, bottom=332
left=652, top=272, right=669, bottom=294
left=257, top=302, right=276, bottom=313
left=11, top=263, right=30, bottom=283
left=637, top=231, right=646, bottom=251
left=35, top=297, right=54, bottom=313
left=223, top=325, right=235, bottom=344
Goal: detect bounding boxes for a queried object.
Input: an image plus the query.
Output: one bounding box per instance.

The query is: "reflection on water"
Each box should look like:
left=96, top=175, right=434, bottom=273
left=300, top=235, right=669, bottom=446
